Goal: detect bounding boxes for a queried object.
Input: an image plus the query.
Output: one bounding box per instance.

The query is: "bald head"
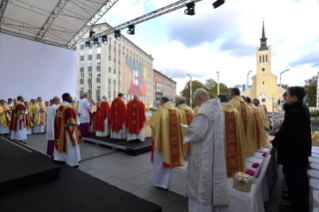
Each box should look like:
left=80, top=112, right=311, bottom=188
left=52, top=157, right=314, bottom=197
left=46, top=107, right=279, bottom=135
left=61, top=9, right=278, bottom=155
left=193, top=88, right=209, bottom=107
left=53, top=96, right=60, bottom=104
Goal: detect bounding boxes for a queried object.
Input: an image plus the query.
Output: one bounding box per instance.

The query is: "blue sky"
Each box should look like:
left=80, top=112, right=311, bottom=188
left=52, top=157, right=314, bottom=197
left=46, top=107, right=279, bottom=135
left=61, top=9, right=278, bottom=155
left=98, top=0, right=319, bottom=94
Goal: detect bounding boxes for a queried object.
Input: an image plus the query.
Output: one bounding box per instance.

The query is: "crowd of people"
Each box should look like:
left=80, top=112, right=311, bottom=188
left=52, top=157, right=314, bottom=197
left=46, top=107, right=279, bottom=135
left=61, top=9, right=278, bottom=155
left=0, top=85, right=312, bottom=212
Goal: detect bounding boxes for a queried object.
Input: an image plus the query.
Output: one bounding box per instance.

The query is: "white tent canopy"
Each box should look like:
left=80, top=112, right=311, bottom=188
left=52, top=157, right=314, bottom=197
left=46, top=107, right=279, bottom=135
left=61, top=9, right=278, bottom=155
left=0, top=0, right=119, bottom=49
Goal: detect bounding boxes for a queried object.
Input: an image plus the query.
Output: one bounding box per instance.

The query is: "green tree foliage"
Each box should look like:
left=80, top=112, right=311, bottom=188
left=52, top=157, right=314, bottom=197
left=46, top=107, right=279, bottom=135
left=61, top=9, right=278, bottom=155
left=304, top=75, right=317, bottom=107
left=180, top=79, right=231, bottom=108
left=276, top=84, right=289, bottom=89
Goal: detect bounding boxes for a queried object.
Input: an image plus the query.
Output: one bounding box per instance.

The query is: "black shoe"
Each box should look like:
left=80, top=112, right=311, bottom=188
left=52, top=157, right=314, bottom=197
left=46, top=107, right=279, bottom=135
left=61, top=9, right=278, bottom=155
left=282, top=193, right=291, bottom=200
left=279, top=204, right=293, bottom=212
left=18, top=140, right=26, bottom=144
left=280, top=203, right=292, bottom=208
left=282, top=189, right=289, bottom=194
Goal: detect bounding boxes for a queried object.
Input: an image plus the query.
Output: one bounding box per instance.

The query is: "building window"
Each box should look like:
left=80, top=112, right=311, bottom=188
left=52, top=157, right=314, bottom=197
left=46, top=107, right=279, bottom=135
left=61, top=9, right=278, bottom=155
left=88, top=60, right=92, bottom=66
left=261, top=98, right=266, bottom=102
left=97, top=71, right=101, bottom=77
left=80, top=84, right=84, bottom=90
left=89, top=72, right=92, bottom=78
left=97, top=83, right=101, bottom=89
left=81, top=50, right=84, bottom=56
left=80, top=61, right=84, bottom=67
left=109, top=67, right=111, bottom=73
left=89, top=84, right=92, bottom=89
left=263, top=55, right=264, bottom=63
left=262, top=68, right=265, bottom=72
left=96, top=60, right=101, bottom=66
left=108, top=91, right=111, bottom=98
left=259, top=55, right=261, bottom=63
left=266, top=55, right=268, bottom=62
left=113, top=80, right=116, bottom=85
left=263, top=81, right=264, bottom=84
left=97, top=48, right=101, bottom=54
left=113, top=69, right=116, bottom=74
left=80, top=73, right=84, bottom=78
left=108, top=79, right=111, bottom=84
left=109, top=55, right=111, bottom=61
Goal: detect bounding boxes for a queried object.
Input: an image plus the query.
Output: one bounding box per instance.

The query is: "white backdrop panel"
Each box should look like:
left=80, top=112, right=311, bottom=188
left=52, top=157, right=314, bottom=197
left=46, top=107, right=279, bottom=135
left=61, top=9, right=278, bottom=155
left=0, top=33, right=77, bottom=102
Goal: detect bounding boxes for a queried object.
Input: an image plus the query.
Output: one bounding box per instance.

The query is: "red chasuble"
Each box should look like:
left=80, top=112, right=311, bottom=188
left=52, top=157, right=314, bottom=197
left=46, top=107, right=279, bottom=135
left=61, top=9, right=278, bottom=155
left=109, top=98, right=127, bottom=132
left=54, top=105, right=81, bottom=153
left=10, top=103, right=26, bottom=131
left=95, top=101, right=111, bottom=131
left=125, top=99, right=146, bottom=134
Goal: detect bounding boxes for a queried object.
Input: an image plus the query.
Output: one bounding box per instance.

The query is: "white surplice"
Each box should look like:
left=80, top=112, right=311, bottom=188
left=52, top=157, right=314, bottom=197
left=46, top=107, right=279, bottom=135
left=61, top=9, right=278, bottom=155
left=10, top=101, right=27, bottom=140
left=110, top=122, right=126, bottom=140
left=127, top=127, right=145, bottom=142
left=53, top=101, right=81, bottom=166
left=25, top=109, right=32, bottom=135
left=151, top=147, right=172, bottom=189
left=46, top=104, right=59, bottom=140
left=96, top=118, right=110, bottom=137
left=78, top=98, right=90, bottom=124
left=184, top=98, right=228, bottom=209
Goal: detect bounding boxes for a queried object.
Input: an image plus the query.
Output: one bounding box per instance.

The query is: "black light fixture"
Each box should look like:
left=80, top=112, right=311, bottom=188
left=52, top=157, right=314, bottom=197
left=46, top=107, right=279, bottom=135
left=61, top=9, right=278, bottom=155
left=93, top=38, right=99, bottom=48
left=115, top=30, right=121, bottom=41
left=184, top=2, right=195, bottom=16
left=212, top=0, right=225, bottom=9
left=102, top=35, right=108, bottom=45
left=127, top=25, right=135, bottom=35
left=85, top=41, right=91, bottom=50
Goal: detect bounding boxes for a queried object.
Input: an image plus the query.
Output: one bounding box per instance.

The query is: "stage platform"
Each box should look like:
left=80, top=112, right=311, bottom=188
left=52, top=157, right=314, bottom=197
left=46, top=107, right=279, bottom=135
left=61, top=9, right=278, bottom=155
left=83, top=133, right=152, bottom=156
left=0, top=137, right=61, bottom=193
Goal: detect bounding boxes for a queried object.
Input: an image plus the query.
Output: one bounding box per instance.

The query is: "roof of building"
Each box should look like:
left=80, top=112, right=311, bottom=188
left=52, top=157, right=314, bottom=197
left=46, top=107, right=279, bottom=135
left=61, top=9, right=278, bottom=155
left=91, top=23, right=153, bottom=60
left=153, top=69, right=176, bottom=84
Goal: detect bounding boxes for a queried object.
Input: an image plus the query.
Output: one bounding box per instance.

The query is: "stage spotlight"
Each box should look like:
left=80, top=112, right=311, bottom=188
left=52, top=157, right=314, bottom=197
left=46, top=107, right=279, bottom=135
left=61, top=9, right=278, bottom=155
left=184, top=2, right=195, bottom=16
left=127, top=25, right=135, bottom=35
left=89, top=30, right=95, bottom=38
left=115, top=30, right=121, bottom=41
left=93, top=38, right=99, bottom=48
left=212, top=0, right=225, bottom=9
left=102, top=35, right=108, bottom=45
left=85, top=41, right=91, bottom=50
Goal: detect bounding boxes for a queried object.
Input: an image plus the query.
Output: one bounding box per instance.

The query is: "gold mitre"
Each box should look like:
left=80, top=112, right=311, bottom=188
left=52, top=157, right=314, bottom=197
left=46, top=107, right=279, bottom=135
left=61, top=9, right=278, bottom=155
left=233, top=172, right=253, bottom=192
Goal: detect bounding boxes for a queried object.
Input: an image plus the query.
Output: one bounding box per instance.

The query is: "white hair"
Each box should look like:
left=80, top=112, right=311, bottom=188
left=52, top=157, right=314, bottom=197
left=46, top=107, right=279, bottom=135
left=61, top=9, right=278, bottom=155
left=83, top=92, right=89, bottom=97
left=102, top=95, right=107, bottom=100
left=193, top=88, right=209, bottom=99
left=134, top=95, right=138, bottom=99
left=178, top=97, right=186, bottom=104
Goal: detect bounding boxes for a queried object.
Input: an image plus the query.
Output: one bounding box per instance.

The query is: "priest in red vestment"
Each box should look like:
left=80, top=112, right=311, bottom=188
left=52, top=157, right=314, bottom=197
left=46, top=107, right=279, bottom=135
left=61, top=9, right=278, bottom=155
left=53, top=93, right=81, bottom=167
left=10, top=96, right=27, bottom=144
left=109, top=93, right=127, bottom=140
left=95, top=96, right=111, bottom=137
left=126, top=95, right=146, bottom=142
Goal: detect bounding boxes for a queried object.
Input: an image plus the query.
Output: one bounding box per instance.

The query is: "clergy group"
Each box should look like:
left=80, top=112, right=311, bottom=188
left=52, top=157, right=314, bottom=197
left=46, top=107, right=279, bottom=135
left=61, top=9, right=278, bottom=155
left=150, top=87, right=270, bottom=211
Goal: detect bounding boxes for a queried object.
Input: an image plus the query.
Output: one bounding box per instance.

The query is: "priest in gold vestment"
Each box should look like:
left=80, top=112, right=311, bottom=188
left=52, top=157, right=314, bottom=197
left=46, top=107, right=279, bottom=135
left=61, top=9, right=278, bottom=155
left=229, top=88, right=254, bottom=156
left=32, top=97, right=46, bottom=133
left=247, top=97, right=263, bottom=149
left=0, top=99, right=10, bottom=135
left=254, top=99, right=270, bottom=146
left=218, top=93, right=246, bottom=178
left=246, top=98, right=257, bottom=152
left=151, top=96, right=184, bottom=189
left=176, top=97, right=194, bottom=158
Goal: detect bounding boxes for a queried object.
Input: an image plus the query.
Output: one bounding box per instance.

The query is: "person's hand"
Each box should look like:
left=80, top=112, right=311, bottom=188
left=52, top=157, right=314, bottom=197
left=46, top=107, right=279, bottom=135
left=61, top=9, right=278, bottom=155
left=269, top=129, right=279, bottom=136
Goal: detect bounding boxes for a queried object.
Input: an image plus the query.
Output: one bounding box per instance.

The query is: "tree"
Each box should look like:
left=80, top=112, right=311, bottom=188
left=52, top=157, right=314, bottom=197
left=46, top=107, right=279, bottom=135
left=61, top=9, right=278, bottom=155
left=276, top=84, right=289, bottom=89
left=180, top=80, right=206, bottom=108
left=304, top=75, right=317, bottom=107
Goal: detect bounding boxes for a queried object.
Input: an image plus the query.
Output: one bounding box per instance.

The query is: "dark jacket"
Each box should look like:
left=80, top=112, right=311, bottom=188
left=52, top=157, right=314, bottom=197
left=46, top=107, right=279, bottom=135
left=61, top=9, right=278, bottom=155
left=272, top=101, right=311, bottom=167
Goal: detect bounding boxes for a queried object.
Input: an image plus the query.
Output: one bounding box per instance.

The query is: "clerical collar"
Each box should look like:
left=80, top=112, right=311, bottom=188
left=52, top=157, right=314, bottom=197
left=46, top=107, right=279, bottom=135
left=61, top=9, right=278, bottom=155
left=17, top=101, right=22, bottom=104
left=62, top=101, right=70, bottom=106
left=165, top=102, right=171, bottom=105
left=50, top=103, right=57, bottom=106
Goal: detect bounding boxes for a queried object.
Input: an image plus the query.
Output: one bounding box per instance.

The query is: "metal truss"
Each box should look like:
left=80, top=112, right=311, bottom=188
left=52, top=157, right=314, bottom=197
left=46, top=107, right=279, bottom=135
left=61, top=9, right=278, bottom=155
left=84, top=0, right=205, bottom=44
left=36, top=0, right=69, bottom=42
left=67, top=0, right=119, bottom=49
left=0, top=0, right=9, bottom=25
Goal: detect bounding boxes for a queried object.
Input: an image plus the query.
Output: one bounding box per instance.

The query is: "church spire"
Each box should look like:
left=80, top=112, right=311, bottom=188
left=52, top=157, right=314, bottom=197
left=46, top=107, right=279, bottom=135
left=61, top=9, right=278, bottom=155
left=259, top=20, right=268, bottom=51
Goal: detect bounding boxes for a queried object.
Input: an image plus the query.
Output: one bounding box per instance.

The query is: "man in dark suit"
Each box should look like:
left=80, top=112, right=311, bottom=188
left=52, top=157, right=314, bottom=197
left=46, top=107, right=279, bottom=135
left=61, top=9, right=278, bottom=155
left=271, top=86, right=310, bottom=212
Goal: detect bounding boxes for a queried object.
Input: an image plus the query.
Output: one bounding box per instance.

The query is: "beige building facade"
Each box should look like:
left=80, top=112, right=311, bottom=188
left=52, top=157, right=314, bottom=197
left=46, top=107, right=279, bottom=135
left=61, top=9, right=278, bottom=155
left=241, top=22, right=286, bottom=112
left=76, top=23, right=153, bottom=104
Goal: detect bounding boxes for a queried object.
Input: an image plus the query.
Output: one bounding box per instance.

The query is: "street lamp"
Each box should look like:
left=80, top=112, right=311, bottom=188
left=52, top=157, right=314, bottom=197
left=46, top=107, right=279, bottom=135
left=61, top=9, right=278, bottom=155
left=280, top=68, right=290, bottom=114
left=247, top=70, right=252, bottom=97
left=217, top=71, right=220, bottom=95
left=187, top=73, right=192, bottom=108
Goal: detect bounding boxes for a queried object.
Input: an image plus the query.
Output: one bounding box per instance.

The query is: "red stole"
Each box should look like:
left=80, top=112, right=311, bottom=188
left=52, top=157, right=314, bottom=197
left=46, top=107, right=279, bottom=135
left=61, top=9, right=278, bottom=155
left=54, top=105, right=80, bottom=153
left=10, top=103, right=26, bottom=131
left=125, top=99, right=146, bottom=134
left=109, top=98, right=127, bottom=132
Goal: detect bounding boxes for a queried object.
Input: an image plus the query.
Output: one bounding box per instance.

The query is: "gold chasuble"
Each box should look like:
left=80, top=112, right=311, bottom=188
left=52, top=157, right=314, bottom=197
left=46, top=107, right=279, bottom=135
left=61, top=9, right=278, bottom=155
left=10, top=103, right=26, bottom=131
left=0, top=105, right=11, bottom=127
left=221, top=103, right=246, bottom=177
left=229, top=96, right=254, bottom=156
left=193, top=106, right=199, bottom=116
left=33, top=102, right=45, bottom=125
left=247, top=104, right=257, bottom=152
left=151, top=103, right=184, bottom=168
left=54, top=105, right=81, bottom=153
left=249, top=103, right=263, bottom=149
left=257, top=105, right=271, bottom=146
left=177, top=104, right=194, bottom=157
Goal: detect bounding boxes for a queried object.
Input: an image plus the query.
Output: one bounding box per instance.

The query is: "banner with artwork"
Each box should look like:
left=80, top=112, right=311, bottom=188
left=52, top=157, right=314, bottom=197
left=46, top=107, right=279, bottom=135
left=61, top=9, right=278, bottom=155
left=121, top=55, right=147, bottom=96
